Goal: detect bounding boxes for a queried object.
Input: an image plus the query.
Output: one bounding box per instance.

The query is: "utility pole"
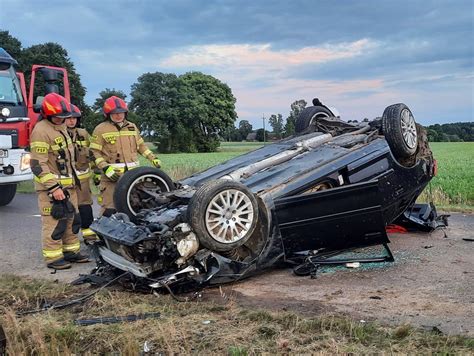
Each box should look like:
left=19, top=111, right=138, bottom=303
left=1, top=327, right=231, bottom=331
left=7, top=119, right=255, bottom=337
left=262, top=114, right=266, bottom=145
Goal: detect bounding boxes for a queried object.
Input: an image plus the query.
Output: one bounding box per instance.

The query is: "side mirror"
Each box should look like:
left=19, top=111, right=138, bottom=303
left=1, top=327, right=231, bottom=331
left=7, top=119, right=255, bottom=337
left=39, top=67, right=61, bottom=82
left=33, top=96, right=44, bottom=113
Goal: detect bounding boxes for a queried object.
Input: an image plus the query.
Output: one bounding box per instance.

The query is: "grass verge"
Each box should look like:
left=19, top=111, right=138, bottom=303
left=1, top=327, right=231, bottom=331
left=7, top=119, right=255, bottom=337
left=1, top=275, right=472, bottom=354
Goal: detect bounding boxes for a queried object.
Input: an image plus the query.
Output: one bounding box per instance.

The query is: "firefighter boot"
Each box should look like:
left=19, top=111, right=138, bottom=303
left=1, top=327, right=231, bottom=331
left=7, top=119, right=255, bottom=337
left=47, top=258, right=72, bottom=270
left=64, top=251, right=90, bottom=263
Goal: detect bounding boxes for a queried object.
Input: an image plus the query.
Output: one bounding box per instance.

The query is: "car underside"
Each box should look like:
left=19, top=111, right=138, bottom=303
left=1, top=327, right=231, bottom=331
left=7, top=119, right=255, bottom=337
left=84, top=101, right=445, bottom=292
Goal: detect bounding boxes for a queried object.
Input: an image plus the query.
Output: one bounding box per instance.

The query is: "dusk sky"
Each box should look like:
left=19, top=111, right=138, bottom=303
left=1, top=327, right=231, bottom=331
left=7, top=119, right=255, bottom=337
left=1, top=0, right=473, bottom=127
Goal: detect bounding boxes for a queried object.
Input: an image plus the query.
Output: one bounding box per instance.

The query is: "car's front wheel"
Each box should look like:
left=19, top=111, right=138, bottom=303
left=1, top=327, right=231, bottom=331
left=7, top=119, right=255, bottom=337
left=188, top=180, right=259, bottom=252
left=113, top=167, right=175, bottom=220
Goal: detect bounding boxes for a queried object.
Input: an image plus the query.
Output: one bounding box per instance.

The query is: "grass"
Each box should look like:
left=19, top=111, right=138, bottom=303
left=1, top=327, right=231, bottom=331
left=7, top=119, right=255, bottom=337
left=1, top=274, right=472, bottom=354
left=418, top=142, right=474, bottom=210
left=16, top=141, right=473, bottom=210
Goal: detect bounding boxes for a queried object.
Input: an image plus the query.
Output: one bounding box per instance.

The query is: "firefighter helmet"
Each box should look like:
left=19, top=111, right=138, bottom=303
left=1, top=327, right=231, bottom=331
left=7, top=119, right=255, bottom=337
left=71, top=104, right=82, bottom=118
left=41, top=93, right=72, bottom=119
left=103, top=96, right=128, bottom=117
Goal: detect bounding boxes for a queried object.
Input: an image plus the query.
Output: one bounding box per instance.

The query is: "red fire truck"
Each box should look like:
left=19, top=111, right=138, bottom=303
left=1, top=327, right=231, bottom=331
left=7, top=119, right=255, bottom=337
left=0, top=47, right=70, bottom=205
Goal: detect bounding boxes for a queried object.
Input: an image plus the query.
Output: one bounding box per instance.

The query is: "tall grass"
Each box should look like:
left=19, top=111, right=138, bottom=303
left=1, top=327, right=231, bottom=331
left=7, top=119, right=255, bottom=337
left=418, top=142, right=474, bottom=209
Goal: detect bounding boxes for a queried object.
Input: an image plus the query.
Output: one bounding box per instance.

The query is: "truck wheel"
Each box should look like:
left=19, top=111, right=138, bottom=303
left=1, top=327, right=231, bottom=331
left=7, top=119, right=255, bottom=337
left=0, top=184, right=17, bottom=206
left=382, top=103, right=418, bottom=159
left=295, top=106, right=335, bottom=134
left=113, top=167, right=175, bottom=220
left=188, top=180, right=259, bottom=252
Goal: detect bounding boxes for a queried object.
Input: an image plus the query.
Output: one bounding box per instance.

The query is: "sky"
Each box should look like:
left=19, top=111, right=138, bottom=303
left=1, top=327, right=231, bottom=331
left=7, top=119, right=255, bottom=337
left=1, top=0, right=473, bottom=127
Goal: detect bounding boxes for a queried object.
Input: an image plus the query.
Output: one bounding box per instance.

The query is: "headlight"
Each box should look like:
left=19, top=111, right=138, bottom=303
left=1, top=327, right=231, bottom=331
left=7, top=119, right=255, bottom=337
left=20, top=152, right=31, bottom=170
left=1, top=107, right=10, bottom=117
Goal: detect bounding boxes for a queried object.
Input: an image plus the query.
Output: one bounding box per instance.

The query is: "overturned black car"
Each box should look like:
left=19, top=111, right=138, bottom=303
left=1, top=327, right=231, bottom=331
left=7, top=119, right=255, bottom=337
left=88, top=101, right=440, bottom=291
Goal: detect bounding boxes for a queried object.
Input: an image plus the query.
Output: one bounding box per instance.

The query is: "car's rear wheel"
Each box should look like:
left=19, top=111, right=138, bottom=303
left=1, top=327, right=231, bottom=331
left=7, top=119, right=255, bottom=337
left=295, top=106, right=335, bottom=134
left=0, top=184, right=16, bottom=206
left=382, top=103, right=418, bottom=159
left=114, top=167, right=175, bottom=220
left=188, top=180, right=259, bottom=252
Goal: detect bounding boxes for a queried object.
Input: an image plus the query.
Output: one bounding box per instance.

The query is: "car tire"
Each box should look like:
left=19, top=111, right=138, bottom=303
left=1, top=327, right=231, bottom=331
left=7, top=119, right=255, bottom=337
left=0, top=184, right=16, bottom=206
left=295, top=106, right=335, bottom=134
left=188, top=180, right=259, bottom=252
left=382, top=103, right=418, bottom=159
left=113, top=167, right=175, bottom=220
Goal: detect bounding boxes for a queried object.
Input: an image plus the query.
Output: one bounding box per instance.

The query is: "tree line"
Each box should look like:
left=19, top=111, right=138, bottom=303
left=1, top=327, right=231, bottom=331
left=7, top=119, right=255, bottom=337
left=225, top=99, right=308, bottom=142
left=426, top=122, right=474, bottom=142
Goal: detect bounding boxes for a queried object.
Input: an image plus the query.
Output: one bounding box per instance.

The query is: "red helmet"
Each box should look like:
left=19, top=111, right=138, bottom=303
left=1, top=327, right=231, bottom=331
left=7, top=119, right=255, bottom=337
left=71, top=104, right=82, bottom=118
left=103, top=96, right=128, bottom=117
left=41, top=93, right=72, bottom=119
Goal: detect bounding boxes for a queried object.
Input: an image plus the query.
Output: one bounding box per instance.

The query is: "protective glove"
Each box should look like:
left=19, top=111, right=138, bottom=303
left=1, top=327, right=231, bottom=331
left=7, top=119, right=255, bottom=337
left=151, top=158, right=161, bottom=168
left=103, top=165, right=120, bottom=182
left=92, top=169, right=101, bottom=186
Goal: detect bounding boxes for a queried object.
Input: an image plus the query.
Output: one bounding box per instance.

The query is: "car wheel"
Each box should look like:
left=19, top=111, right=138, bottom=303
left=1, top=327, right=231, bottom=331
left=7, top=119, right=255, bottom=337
left=188, top=180, right=259, bottom=252
left=382, top=103, right=418, bottom=159
left=0, top=184, right=16, bottom=206
left=295, top=106, right=335, bottom=134
left=113, top=167, right=175, bottom=220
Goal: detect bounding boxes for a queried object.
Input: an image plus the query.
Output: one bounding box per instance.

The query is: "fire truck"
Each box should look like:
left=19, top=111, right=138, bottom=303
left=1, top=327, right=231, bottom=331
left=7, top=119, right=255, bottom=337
left=0, top=47, right=70, bottom=206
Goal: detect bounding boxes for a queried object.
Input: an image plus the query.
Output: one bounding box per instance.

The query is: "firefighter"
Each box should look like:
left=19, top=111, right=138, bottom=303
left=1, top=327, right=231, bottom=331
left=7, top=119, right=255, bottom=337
left=89, top=96, right=161, bottom=216
left=65, top=104, right=98, bottom=243
left=30, top=93, right=89, bottom=269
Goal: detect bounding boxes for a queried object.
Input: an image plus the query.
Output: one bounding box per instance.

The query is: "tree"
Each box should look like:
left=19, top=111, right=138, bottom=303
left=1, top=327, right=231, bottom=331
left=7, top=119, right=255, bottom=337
left=0, top=30, right=22, bottom=60
left=285, top=99, right=307, bottom=137
left=238, top=120, right=253, bottom=141
left=268, top=113, right=284, bottom=139
left=255, top=128, right=270, bottom=142
left=223, top=125, right=242, bottom=141
left=177, top=72, right=237, bottom=152
left=130, top=72, right=181, bottom=152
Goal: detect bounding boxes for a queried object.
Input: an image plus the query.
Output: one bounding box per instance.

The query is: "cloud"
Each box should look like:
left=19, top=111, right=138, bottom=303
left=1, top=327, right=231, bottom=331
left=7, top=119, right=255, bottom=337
left=1, top=0, right=471, bottom=125
left=160, top=39, right=377, bottom=71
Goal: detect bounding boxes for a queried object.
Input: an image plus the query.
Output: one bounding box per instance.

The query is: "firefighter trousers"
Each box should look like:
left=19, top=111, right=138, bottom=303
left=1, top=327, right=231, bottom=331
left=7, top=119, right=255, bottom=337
left=76, top=177, right=98, bottom=242
left=37, top=188, right=82, bottom=263
left=99, top=178, right=117, bottom=217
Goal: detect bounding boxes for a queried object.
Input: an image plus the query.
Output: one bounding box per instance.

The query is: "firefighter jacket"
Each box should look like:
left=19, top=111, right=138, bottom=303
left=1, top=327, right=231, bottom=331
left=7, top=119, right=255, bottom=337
left=67, top=127, right=94, bottom=181
left=30, top=119, right=79, bottom=191
left=89, top=119, right=155, bottom=173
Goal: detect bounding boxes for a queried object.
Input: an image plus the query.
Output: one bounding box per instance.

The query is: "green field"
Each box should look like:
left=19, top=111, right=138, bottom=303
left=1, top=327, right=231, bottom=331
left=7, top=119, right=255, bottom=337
left=17, top=141, right=473, bottom=210
left=150, top=141, right=263, bottom=180
left=419, top=142, right=474, bottom=209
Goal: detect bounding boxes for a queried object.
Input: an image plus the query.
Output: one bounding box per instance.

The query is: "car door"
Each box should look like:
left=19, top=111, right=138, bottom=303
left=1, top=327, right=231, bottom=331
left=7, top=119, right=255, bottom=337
left=273, top=180, right=389, bottom=255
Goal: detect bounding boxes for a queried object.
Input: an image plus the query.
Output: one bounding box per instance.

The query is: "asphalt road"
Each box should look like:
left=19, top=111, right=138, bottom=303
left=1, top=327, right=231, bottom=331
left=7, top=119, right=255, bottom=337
left=0, top=193, right=97, bottom=280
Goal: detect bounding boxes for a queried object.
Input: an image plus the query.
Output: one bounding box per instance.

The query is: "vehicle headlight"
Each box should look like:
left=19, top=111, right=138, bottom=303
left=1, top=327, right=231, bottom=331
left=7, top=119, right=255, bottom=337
left=20, top=152, right=31, bottom=170
left=1, top=108, right=10, bottom=117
